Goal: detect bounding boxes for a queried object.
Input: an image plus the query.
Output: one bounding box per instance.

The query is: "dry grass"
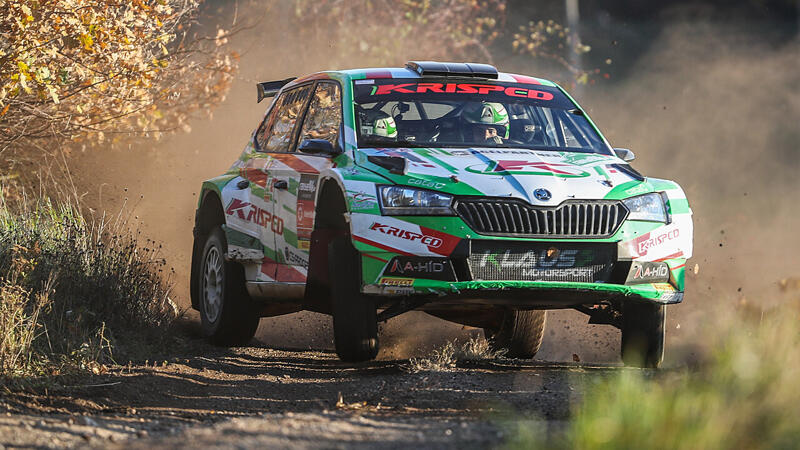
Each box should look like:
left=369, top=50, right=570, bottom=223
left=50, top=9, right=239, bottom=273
left=0, top=193, right=177, bottom=384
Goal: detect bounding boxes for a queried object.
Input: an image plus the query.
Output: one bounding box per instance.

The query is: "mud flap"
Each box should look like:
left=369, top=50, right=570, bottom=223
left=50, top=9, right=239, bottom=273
left=304, top=228, right=348, bottom=313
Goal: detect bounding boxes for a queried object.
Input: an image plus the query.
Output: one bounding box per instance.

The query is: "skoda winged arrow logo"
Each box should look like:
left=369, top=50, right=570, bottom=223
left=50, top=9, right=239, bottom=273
left=533, top=188, right=552, bottom=201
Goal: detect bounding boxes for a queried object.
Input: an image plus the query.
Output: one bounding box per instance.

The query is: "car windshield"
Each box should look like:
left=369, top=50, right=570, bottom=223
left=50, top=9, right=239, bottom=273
left=353, top=78, right=611, bottom=154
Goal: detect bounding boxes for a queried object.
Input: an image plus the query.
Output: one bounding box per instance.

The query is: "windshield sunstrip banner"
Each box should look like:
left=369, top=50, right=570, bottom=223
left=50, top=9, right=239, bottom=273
left=353, top=79, right=574, bottom=109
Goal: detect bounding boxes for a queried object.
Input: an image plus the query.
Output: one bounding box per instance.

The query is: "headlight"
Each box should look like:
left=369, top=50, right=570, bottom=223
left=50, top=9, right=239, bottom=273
left=623, top=193, right=668, bottom=222
left=378, top=186, right=453, bottom=215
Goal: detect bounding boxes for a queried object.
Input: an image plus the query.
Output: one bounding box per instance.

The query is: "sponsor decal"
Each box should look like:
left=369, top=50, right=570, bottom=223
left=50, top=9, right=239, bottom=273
left=370, top=83, right=554, bottom=101
left=298, top=180, right=316, bottom=195
left=637, top=229, right=680, bottom=256
left=384, top=286, right=416, bottom=295
left=474, top=248, right=596, bottom=278
left=378, top=277, right=415, bottom=287
left=652, top=283, right=675, bottom=292
left=625, top=261, right=670, bottom=284
left=298, top=239, right=311, bottom=251
left=348, top=190, right=378, bottom=211
left=465, top=160, right=590, bottom=177
left=296, top=174, right=318, bottom=240
left=385, top=257, right=456, bottom=281
left=283, top=247, right=309, bottom=267
left=369, top=222, right=443, bottom=248
left=451, top=149, right=559, bottom=157
left=658, top=290, right=682, bottom=302
left=390, top=259, right=445, bottom=274
left=226, top=198, right=284, bottom=235
left=407, top=178, right=446, bottom=189
left=623, top=182, right=650, bottom=196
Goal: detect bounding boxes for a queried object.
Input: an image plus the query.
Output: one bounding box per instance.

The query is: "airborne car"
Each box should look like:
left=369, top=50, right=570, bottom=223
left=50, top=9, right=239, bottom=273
left=190, top=61, right=693, bottom=368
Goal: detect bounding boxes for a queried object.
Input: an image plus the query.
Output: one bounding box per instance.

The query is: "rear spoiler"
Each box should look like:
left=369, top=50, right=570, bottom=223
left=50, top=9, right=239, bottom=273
left=257, top=77, right=296, bottom=103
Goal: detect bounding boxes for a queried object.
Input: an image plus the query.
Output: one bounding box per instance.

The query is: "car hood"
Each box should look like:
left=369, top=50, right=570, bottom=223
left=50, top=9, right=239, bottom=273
left=355, top=147, right=644, bottom=205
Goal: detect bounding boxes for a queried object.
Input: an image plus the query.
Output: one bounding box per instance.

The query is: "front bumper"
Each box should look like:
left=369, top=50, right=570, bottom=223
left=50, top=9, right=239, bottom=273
left=351, top=212, right=688, bottom=307
left=363, top=278, right=684, bottom=306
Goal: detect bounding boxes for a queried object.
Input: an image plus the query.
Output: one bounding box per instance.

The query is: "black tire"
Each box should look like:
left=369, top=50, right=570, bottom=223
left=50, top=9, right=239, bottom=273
left=485, top=310, right=547, bottom=359
left=329, top=236, right=378, bottom=362
left=197, top=227, right=259, bottom=346
left=621, top=302, right=666, bottom=368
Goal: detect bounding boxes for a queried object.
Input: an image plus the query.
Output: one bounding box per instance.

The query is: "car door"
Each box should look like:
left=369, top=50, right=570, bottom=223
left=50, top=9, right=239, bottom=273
left=241, top=83, right=314, bottom=282
left=271, top=81, right=342, bottom=283
left=222, top=92, right=285, bottom=282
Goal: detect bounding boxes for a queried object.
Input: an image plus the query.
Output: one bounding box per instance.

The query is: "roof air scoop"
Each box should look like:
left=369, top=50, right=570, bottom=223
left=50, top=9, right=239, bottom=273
left=405, top=61, right=498, bottom=79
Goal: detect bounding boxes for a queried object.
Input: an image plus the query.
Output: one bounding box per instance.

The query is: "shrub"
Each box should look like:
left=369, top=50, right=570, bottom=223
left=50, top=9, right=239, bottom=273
left=0, top=194, right=176, bottom=382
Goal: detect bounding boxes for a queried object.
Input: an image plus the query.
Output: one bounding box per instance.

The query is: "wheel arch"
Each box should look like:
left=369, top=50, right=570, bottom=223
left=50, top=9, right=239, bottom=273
left=315, top=175, right=350, bottom=230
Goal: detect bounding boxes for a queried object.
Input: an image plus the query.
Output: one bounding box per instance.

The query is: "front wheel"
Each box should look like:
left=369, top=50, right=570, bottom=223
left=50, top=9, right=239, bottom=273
left=197, top=227, right=259, bottom=346
left=621, top=302, right=666, bottom=368
left=485, top=310, right=547, bottom=359
left=329, top=236, right=378, bottom=362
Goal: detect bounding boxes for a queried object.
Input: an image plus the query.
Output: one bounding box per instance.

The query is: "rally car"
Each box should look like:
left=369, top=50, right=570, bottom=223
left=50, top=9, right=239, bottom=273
left=190, top=61, right=693, bottom=368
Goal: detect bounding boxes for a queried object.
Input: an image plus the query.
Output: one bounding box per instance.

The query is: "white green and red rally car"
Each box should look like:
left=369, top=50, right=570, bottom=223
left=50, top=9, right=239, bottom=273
left=190, top=61, right=692, bottom=367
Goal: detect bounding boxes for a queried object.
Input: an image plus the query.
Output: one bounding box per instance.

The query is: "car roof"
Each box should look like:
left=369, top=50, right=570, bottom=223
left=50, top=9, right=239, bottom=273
left=287, top=66, right=558, bottom=89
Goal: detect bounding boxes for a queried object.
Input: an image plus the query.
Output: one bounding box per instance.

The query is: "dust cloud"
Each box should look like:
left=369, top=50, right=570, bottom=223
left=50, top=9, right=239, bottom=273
left=68, top=4, right=798, bottom=363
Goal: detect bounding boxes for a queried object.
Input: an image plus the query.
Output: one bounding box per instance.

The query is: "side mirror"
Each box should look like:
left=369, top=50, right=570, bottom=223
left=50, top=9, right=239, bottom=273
left=614, top=148, right=635, bottom=162
left=298, top=139, right=338, bottom=155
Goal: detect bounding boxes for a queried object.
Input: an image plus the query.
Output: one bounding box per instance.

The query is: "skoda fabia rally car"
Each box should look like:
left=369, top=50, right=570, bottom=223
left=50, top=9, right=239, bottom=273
left=190, top=61, right=693, bottom=368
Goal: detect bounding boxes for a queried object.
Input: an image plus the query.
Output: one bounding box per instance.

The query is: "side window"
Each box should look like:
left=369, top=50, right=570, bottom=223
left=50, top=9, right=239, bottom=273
left=264, top=84, right=313, bottom=152
left=255, top=96, right=282, bottom=150
left=298, top=82, right=342, bottom=147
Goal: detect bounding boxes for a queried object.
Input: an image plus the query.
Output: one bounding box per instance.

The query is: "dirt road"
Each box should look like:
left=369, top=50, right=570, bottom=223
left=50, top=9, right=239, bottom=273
left=0, top=319, right=625, bottom=449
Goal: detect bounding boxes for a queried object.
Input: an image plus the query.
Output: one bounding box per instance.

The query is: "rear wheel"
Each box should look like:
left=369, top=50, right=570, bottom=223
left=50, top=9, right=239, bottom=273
left=621, top=302, right=666, bottom=368
left=485, top=310, right=547, bottom=359
left=198, top=227, right=259, bottom=346
left=329, top=236, right=379, bottom=362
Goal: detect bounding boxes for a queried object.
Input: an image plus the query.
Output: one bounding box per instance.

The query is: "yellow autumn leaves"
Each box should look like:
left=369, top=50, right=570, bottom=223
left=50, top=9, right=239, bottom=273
left=0, top=0, right=236, bottom=151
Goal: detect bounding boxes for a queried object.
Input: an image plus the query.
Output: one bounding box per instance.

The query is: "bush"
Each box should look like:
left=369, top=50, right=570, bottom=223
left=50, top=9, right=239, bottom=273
left=0, top=194, right=176, bottom=382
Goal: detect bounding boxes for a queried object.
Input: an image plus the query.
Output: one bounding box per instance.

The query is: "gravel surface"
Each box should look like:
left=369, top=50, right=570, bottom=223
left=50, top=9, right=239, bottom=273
left=0, top=332, right=624, bottom=449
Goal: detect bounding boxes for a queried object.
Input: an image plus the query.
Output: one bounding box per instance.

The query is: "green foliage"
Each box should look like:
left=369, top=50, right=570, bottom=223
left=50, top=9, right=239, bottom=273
left=0, top=194, right=176, bottom=382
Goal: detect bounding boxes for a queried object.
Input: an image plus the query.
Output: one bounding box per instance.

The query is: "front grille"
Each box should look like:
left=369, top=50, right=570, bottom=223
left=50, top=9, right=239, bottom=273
left=454, top=198, right=628, bottom=238
left=467, top=241, right=616, bottom=283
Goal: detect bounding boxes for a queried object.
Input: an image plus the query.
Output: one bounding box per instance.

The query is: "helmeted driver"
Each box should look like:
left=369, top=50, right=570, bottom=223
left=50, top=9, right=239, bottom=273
left=368, top=112, right=398, bottom=141
left=462, top=102, right=509, bottom=144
